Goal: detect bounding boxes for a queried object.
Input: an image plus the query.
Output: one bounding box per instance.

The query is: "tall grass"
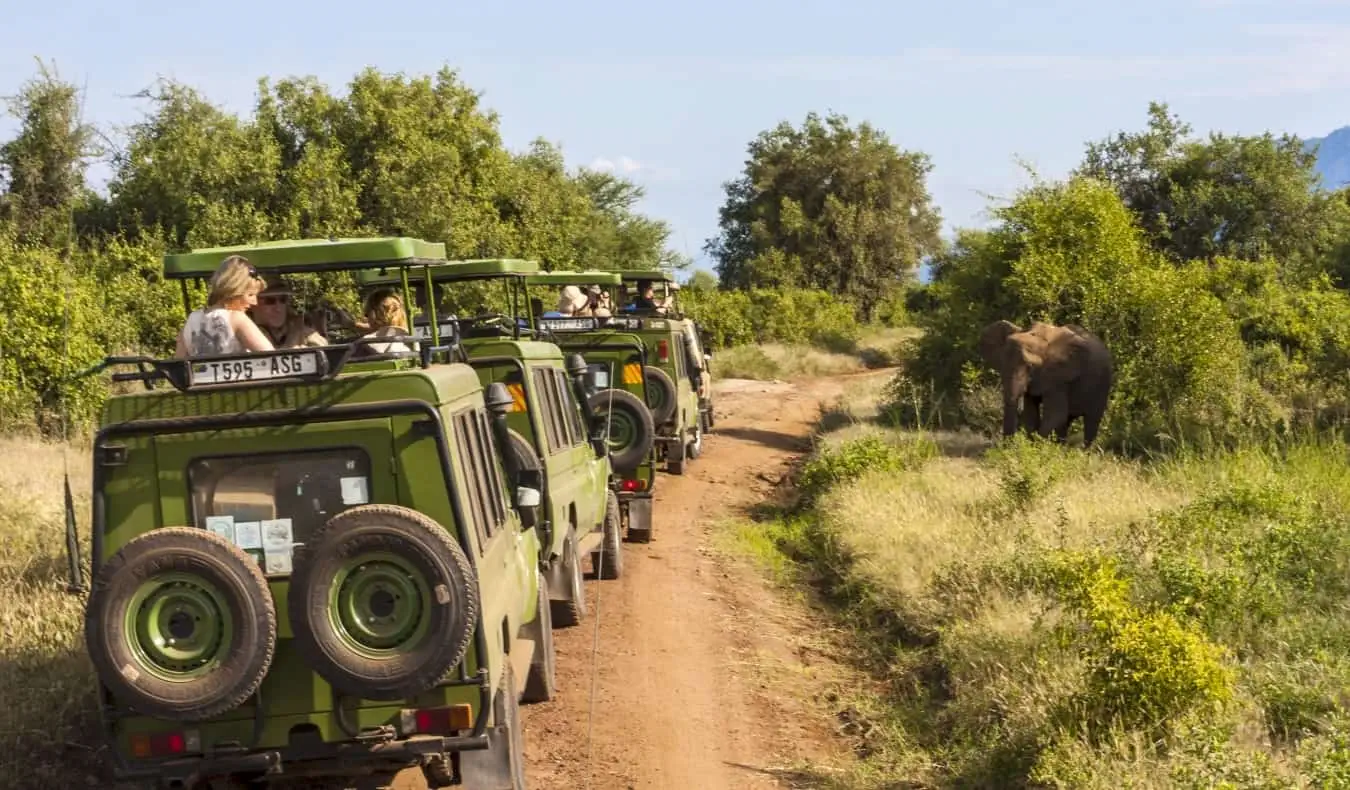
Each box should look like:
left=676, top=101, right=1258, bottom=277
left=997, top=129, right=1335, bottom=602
left=713, top=326, right=920, bottom=381
left=738, top=386, right=1350, bottom=788
left=0, top=438, right=101, bottom=788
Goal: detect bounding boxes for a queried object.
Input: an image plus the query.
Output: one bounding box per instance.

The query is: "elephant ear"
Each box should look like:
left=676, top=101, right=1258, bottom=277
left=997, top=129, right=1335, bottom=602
left=978, top=320, right=1022, bottom=366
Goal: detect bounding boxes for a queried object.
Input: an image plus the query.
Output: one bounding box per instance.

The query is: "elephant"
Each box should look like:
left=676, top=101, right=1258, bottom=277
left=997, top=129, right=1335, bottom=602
left=977, top=319, right=1114, bottom=447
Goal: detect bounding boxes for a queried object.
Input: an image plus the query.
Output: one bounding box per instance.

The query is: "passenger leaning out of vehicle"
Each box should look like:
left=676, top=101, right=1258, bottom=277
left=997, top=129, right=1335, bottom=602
left=630, top=280, right=659, bottom=311
left=546, top=285, right=589, bottom=318
left=357, top=288, right=414, bottom=355
left=250, top=278, right=327, bottom=348
left=175, top=255, right=276, bottom=358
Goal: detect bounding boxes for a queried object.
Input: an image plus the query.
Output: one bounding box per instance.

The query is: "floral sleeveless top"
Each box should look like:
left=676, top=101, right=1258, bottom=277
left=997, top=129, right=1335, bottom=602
left=184, top=307, right=244, bottom=356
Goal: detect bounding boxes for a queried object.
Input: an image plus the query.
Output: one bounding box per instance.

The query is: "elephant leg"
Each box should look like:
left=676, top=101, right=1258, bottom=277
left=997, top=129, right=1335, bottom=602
left=1082, top=410, right=1103, bottom=447
left=1021, top=394, right=1042, bottom=436
left=1038, top=390, right=1070, bottom=440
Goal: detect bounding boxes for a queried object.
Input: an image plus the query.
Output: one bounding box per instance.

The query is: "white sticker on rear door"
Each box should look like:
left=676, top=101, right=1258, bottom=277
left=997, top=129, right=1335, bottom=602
left=233, top=521, right=262, bottom=550
left=205, top=515, right=235, bottom=542
left=261, top=519, right=294, bottom=551
left=340, top=476, right=370, bottom=505
left=263, top=547, right=293, bottom=574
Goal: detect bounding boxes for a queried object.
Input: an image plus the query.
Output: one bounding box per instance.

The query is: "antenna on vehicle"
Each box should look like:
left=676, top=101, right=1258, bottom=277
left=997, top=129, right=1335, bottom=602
left=584, top=359, right=616, bottom=789
left=59, top=70, right=90, bottom=595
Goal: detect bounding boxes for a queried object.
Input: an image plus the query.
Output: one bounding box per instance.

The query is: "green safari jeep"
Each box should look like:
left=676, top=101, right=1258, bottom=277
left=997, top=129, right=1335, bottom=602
left=523, top=270, right=659, bottom=542
left=613, top=270, right=706, bottom=474
left=359, top=259, right=623, bottom=623
left=66, top=238, right=551, bottom=790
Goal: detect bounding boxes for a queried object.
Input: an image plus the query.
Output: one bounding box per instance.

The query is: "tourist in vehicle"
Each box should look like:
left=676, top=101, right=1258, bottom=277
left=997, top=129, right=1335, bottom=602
left=250, top=278, right=327, bottom=348
left=547, top=285, right=589, bottom=317
left=174, top=255, right=275, bottom=358
left=584, top=285, right=612, bottom=317
left=357, top=288, right=414, bottom=355
left=630, top=279, right=659, bottom=310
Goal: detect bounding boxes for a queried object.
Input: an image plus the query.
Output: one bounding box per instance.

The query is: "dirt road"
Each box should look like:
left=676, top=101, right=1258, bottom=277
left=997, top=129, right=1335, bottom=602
left=519, top=372, right=880, bottom=790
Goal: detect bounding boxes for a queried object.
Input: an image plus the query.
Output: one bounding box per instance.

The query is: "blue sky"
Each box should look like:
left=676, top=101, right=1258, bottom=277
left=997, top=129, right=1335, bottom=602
left=5, top=0, right=1350, bottom=275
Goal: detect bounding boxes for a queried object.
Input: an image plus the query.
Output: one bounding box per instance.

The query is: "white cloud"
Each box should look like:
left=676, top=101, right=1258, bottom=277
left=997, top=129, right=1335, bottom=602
left=589, top=155, right=643, bottom=173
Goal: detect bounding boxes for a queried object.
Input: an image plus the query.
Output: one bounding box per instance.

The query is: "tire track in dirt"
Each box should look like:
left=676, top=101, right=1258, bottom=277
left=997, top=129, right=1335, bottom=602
left=519, top=371, right=890, bottom=789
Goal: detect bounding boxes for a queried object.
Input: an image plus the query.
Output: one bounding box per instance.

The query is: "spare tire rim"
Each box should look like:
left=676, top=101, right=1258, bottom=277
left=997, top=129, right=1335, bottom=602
left=331, top=552, right=430, bottom=656
left=605, top=409, right=636, bottom=452
left=645, top=380, right=667, bottom=412
left=126, top=572, right=233, bottom=680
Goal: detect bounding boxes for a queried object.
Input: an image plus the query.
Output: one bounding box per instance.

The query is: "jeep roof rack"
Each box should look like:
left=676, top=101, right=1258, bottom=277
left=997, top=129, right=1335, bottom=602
left=615, top=269, right=675, bottom=283
left=163, top=236, right=449, bottom=278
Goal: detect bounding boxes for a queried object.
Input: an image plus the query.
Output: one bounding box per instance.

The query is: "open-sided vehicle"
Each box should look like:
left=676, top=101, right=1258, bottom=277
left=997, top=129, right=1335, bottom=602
left=522, top=270, right=658, bottom=542
left=611, top=269, right=708, bottom=474
left=359, top=259, right=625, bottom=609
left=65, top=237, right=550, bottom=790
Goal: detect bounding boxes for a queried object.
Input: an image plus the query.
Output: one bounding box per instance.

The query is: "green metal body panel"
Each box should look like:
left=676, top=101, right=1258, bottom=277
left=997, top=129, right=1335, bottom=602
left=358, top=258, right=541, bottom=286
left=529, top=329, right=656, bottom=496
left=163, top=237, right=449, bottom=278
left=614, top=269, right=675, bottom=283
left=457, top=337, right=612, bottom=565
left=523, top=271, right=623, bottom=287
left=93, top=361, right=541, bottom=779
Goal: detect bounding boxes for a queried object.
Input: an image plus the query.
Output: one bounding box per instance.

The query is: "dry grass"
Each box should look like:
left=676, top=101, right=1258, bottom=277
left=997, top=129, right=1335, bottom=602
left=0, top=438, right=102, bottom=788
left=713, top=326, right=921, bottom=382
left=733, top=383, right=1350, bottom=788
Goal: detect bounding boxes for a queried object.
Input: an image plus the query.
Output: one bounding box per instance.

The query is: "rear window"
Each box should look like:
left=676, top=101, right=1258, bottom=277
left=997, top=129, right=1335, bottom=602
left=188, top=448, right=373, bottom=575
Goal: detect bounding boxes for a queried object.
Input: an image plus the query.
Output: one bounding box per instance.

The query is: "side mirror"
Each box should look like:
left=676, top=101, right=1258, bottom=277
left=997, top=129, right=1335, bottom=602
left=588, top=367, right=610, bottom=391
left=516, top=486, right=540, bottom=530
left=516, top=486, right=541, bottom=509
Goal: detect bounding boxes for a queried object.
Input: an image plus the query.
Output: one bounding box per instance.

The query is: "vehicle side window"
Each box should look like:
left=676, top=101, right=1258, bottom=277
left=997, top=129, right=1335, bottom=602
left=471, top=408, right=508, bottom=527
left=554, top=369, right=587, bottom=446
left=532, top=367, right=569, bottom=454
left=672, top=335, right=685, bottom=377
left=462, top=408, right=502, bottom=538
left=450, top=411, right=489, bottom=546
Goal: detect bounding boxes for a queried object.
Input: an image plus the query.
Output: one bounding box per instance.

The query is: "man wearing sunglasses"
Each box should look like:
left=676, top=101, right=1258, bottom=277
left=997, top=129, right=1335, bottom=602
left=249, top=279, right=328, bottom=348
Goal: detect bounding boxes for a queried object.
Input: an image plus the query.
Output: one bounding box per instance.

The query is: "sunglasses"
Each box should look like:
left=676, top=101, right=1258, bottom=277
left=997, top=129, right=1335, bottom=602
left=259, top=295, right=289, bottom=306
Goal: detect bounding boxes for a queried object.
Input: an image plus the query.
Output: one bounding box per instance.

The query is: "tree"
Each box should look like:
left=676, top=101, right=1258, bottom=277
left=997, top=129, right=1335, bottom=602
left=0, top=59, right=100, bottom=246
left=705, top=111, right=943, bottom=319
left=1078, top=102, right=1350, bottom=275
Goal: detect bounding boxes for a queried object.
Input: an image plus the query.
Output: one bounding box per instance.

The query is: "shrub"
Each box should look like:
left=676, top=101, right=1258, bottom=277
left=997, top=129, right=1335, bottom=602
left=796, top=434, right=935, bottom=506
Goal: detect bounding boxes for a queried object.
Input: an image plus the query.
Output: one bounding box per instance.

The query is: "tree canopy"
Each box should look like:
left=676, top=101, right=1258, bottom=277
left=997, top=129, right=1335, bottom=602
left=704, top=111, right=943, bottom=319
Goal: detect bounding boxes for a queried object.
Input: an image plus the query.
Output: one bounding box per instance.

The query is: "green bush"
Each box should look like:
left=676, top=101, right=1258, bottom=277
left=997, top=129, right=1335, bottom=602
left=886, top=175, right=1346, bottom=451
left=795, top=434, right=935, bottom=506
left=678, top=286, right=861, bottom=349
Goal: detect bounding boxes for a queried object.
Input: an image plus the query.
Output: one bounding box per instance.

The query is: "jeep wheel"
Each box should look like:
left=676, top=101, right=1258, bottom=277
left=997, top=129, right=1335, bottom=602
left=550, top=530, right=586, bottom=628
left=587, top=388, right=655, bottom=473
left=288, top=505, right=478, bottom=701
left=688, top=423, right=703, bottom=461
left=84, top=528, right=276, bottom=722
left=458, top=663, right=527, bottom=790
left=521, top=573, right=556, bottom=704
left=642, top=366, right=678, bottom=425
left=590, top=491, right=623, bottom=580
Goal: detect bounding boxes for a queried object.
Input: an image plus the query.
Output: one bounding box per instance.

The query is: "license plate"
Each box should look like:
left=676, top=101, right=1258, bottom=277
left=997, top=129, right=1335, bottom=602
left=189, top=351, right=321, bottom=385
left=541, top=318, right=596, bottom=331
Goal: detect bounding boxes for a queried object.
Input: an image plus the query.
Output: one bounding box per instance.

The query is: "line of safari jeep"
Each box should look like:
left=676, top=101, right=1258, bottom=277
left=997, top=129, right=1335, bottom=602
left=63, top=237, right=718, bottom=790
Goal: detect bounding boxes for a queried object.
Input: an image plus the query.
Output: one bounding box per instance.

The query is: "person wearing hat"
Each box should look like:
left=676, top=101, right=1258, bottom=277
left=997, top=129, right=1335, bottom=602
left=250, top=278, right=327, bottom=348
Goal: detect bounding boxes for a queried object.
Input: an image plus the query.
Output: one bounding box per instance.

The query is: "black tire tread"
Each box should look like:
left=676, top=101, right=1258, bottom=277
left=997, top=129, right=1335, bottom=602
left=642, top=366, right=678, bottom=425
left=592, top=492, right=623, bottom=580
left=83, top=527, right=277, bottom=722
left=288, top=504, right=479, bottom=701
left=587, top=388, right=656, bottom=473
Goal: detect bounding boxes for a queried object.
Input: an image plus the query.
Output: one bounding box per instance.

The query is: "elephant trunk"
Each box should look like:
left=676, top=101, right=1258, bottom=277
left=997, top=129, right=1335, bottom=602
left=1002, top=366, right=1029, bottom=437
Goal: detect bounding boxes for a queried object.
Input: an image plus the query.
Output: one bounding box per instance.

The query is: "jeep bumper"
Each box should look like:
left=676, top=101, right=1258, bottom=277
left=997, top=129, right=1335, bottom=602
left=112, top=732, right=488, bottom=788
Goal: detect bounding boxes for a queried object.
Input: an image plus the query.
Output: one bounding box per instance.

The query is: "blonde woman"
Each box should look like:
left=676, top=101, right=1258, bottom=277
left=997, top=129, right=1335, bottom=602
left=359, top=288, right=413, bottom=355
left=175, top=255, right=275, bottom=358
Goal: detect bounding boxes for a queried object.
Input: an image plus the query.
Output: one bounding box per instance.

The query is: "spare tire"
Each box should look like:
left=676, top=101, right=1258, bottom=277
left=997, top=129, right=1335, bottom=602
left=642, top=366, right=678, bottom=425
left=288, top=505, right=478, bottom=701
left=587, top=388, right=655, bottom=472
left=84, top=527, right=277, bottom=722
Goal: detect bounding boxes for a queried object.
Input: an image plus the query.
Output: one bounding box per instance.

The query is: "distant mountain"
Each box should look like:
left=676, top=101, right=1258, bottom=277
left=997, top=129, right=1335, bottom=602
left=1304, top=127, right=1350, bottom=189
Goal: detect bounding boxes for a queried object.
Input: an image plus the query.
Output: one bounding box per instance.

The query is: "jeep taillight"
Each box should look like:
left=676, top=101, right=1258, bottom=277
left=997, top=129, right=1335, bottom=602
left=401, top=704, right=474, bottom=736
left=130, top=730, right=199, bottom=758
left=621, top=479, right=643, bottom=492
left=656, top=340, right=669, bottom=362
